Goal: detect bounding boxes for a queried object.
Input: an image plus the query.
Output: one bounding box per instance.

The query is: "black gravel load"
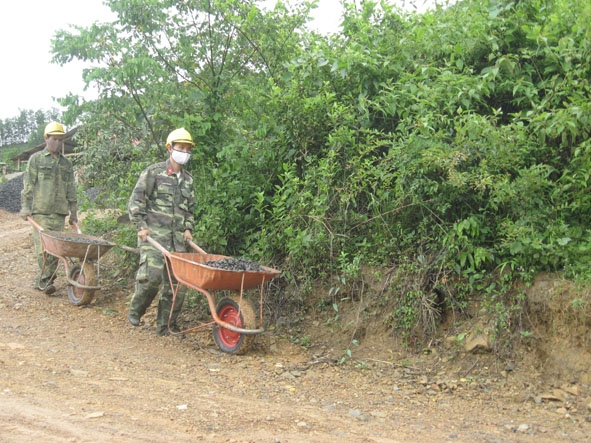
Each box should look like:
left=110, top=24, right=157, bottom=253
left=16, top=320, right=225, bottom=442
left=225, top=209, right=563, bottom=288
left=44, top=231, right=114, bottom=246
left=0, top=173, right=23, bottom=213
left=203, top=257, right=265, bottom=272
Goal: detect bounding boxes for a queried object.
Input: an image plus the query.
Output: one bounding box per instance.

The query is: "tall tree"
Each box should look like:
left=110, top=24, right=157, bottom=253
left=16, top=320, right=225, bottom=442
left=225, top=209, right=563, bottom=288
left=0, top=109, right=60, bottom=147
left=50, top=0, right=315, bottom=209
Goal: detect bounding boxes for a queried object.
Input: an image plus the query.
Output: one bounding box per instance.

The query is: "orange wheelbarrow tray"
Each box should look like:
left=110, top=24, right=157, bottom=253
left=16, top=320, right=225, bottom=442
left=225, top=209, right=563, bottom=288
left=146, top=236, right=281, bottom=354
left=27, top=216, right=116, bottom=306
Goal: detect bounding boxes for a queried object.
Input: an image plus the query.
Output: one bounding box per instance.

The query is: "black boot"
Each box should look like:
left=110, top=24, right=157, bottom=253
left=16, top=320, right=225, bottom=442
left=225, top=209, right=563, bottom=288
left=38, top=278, right=56, bottom=295
left=128, top=311, right=141, bottom=326
left=157, top=324, right=180, bottom=336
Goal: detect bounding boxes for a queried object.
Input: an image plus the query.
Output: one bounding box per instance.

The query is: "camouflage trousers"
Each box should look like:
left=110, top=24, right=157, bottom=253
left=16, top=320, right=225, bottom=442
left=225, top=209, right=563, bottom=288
left=129, top=245, right=186, bottom=329
left=31, top=213, right=66, bottom=286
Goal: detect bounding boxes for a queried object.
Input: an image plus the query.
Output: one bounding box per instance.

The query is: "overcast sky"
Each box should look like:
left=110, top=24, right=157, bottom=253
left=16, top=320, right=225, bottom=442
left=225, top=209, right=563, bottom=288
left=0, top=0, right=114, bottom=120
left=0, top=0, right=436, bottom=121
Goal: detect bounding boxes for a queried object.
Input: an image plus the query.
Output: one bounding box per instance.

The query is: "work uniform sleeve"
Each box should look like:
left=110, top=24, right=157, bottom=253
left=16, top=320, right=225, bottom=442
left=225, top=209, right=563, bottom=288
left=20, top=155, right=38, bottom=215
left=66, top=160, right=78, bottom=216
left=185, top=181, right=195, bottom=233
left=128, top=167, right=155, bottom=231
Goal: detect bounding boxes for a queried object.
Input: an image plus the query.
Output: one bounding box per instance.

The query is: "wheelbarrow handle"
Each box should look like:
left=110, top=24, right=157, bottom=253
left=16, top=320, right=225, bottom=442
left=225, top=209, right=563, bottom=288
left=146, top=235, right=171, bottom=257
left=72, top=221, right=82, bottom=234
left=116, top=244, right=139, bottom=254
left=146, top=236, right=206, bottom=255
left=26, top=216, right=43, bottom=231
left=186, top=239, right=207, bottom=254
left=28, top=216, right=82, bottom=235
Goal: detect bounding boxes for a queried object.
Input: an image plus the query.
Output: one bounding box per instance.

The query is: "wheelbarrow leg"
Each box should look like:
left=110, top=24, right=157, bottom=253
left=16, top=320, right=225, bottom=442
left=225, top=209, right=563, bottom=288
left=160, top=281, right=185, bottom=335
left=161, top=259, right=186, bottom=336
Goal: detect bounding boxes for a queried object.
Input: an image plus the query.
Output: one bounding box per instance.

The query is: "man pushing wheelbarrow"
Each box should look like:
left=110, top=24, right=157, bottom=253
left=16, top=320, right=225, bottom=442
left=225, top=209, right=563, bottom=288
left=127, top=128, right=196, bottom=336
left=20, top=121, right=78, bottom=295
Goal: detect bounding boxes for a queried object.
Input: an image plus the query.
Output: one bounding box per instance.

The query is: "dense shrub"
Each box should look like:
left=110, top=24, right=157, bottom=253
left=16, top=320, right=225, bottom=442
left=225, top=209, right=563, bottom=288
left=51, top=0, right=591, bottom=343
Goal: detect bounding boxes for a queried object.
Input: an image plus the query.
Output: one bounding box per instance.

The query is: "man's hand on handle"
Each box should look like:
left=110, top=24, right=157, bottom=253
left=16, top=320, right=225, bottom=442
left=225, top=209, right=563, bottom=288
left=20, top=209, right=31, bottom=221
left=138, top=229, right=151, bottom=242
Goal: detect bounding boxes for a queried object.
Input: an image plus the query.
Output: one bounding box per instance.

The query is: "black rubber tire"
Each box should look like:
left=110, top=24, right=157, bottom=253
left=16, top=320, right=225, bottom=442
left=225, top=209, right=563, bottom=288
left=67, top=263, right=96, bottom=306
left=212, top=295, right=257, bottom=355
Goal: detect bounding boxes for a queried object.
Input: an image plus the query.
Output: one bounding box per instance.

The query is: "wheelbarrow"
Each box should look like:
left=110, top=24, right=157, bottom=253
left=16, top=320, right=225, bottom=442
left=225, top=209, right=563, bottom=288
left=27, top=216, right=117, bottom=306
left=146, top=236, right=281, bottom=355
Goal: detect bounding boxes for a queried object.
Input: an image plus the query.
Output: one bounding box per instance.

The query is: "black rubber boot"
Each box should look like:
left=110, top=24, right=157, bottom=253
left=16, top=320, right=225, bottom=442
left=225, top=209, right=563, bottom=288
left=128, top=311, right=141, bottom=326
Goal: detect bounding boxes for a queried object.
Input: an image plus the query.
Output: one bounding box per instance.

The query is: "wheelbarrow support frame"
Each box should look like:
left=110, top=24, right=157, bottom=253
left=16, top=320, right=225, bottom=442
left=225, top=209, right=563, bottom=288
left=27, top=216, right=113, bottom=303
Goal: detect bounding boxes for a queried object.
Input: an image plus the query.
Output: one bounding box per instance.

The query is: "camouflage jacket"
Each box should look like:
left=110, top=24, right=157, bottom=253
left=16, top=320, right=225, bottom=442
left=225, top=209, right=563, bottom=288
left=128, top=159, right=195, bottom=251
left=20, top=149, right=77, bottom=216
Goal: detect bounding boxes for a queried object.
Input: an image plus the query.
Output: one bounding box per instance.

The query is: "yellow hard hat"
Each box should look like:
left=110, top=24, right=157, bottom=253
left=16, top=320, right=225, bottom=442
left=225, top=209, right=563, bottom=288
left=44, top=121, right=66, bottom=136
left=166, top=128, right=194, bottom=147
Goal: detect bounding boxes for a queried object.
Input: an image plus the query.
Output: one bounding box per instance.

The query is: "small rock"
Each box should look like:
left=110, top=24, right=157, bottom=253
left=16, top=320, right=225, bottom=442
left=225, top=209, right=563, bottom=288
left=540, top=391, right=565, bottom=402
left=464, top=335, right=490, bottom=353
left=85, top=411, right=104, bottom=419
left=279, top=372, right=295, bottom=380
left=552, top=389, right=567, bottom=402
left=370, top=410, right=388, bottom=418
left=562, top=384, right=579, bottom=396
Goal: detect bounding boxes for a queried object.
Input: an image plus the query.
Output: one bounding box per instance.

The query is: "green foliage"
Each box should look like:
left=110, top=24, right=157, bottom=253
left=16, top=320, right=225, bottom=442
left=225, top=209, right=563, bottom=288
left=73, top=117, right=153, bottom=211
left=385, top=256, right=446, bottom=341
left=80, top=209, right=137, bottom=250
left=50, top=0, right=591, bottom=346
left=1, top=146, right=22, bottom=164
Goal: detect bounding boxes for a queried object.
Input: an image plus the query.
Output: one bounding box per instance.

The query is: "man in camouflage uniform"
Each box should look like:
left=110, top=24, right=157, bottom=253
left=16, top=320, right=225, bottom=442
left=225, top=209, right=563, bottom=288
left=127, top=128, right=196, bottom=336
left=20, top=121, right=78, bottom=295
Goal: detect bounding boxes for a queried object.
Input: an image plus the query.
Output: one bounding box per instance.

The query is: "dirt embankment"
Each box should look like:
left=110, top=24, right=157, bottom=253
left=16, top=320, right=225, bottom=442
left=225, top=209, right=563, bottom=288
left=1, top=209, right=591, bottom=442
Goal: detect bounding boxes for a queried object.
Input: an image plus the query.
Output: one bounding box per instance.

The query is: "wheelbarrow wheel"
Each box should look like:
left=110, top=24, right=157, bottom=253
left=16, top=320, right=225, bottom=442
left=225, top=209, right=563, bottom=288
left=213, top=295, right=257, bottom=355
left=67, top=263, right=96, bottom=306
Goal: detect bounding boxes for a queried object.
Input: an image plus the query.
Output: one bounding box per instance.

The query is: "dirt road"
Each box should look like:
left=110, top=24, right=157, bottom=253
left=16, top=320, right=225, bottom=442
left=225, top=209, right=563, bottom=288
left=1, top=210, right=589, bottom=442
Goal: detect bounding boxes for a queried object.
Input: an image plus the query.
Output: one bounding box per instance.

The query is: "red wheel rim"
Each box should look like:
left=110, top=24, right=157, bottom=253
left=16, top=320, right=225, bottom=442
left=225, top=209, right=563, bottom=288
left=217, top=304, right=243, bottom=347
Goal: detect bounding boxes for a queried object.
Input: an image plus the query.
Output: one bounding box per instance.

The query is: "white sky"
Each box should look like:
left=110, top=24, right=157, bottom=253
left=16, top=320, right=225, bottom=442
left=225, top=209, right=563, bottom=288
left=0, top=0, right=116, bottom=120
left=0, top=0, right=436, bottom=121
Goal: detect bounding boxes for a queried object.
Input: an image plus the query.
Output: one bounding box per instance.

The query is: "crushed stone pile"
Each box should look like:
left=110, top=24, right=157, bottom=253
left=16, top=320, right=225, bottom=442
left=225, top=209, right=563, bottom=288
left=203, top=257, right=265, bottom=272
left=0, top=173, right=23, bottom=213
left=0, top=174, right=100, bottom=213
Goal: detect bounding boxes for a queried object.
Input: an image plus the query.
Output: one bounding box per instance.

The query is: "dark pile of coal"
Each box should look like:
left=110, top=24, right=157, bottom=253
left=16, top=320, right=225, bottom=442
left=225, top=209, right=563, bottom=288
left=0, top=173, right=23, bottom=213
left=0, top=174, right=101, bottom=213
left=203, top=257, right=265, bottom=272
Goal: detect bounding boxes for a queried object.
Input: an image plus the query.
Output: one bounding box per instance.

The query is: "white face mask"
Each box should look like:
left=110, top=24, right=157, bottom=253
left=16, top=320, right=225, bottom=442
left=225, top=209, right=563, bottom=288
left=171, top=149, right=191, bottom=165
